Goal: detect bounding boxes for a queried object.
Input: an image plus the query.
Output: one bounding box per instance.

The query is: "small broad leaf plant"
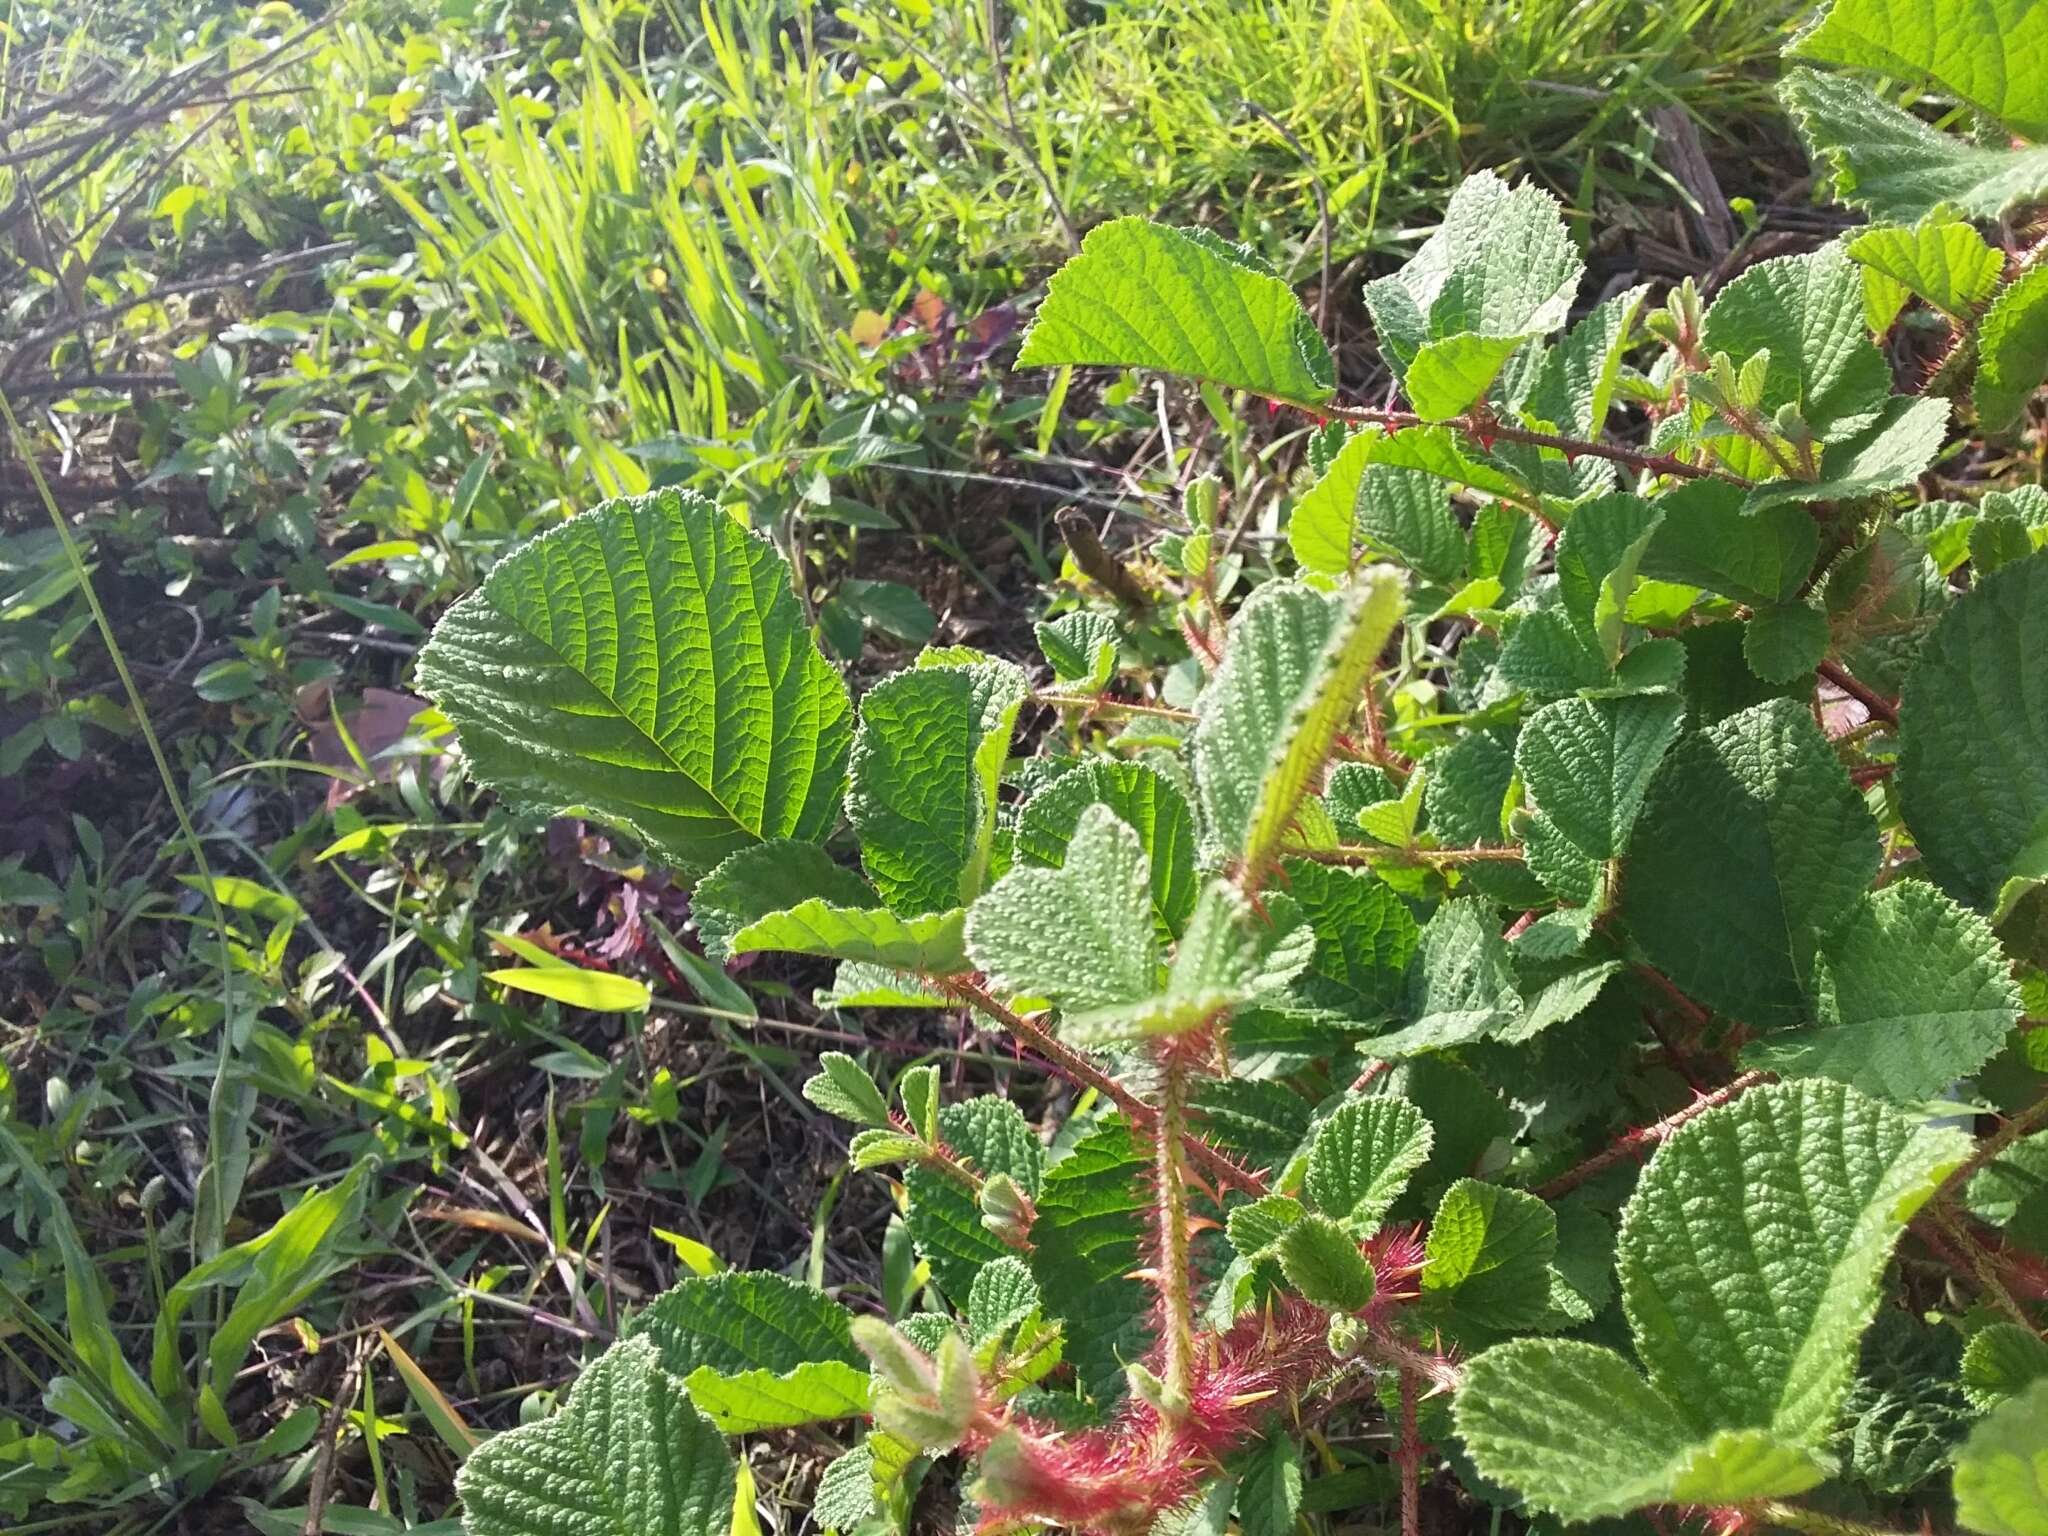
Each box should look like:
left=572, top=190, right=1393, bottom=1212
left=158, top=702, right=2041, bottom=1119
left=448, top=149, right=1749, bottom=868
left=423, top=9, right=2048, bottom=1535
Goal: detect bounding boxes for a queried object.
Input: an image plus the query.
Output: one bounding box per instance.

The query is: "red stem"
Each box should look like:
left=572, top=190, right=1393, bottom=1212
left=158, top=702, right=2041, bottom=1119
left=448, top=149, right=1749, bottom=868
left=1534, top=1071, right=1774, bottom=1200
left=1817, top=659, right=1899, bottom=726
left=1295, top=397, right=1740, bottom=485
left=941, top=978, right=1272, bottom=1199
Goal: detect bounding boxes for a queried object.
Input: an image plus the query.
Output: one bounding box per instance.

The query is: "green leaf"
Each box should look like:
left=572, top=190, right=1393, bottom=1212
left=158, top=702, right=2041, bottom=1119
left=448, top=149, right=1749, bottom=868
left=681, top=1361, right=871, bottom=1434
left=1744, top=603, right=1832, bottom=685
left=1554, top=493, right=1662, bottom=669
left=731, top=901, right=968, bottom=973
left=1516, top=693, right=1684, bottom=860
left=1276, top=1214, right=1376, bottom=1311
left=813, top=1446, right=877, bottom=1535
left=803, top=1053, right=891, bottom=1128
left=457, top=1337, right=735, bottom=1536
left=692, top=842, right=876, bottom=963
left=1619, top=1079, right=1969, bottom=1444
left=1526, top=284, right=1651, bottom=438
left=1406, top=333, right=1532, bottom=422
left=1062, top=879, right=1309, bottom=1045
left=1963, top=1324, right=2048, bottom=1408
left=628, top=1272, right=863, bottom=1383
left=1742, top=395, right=1953, bottom=511
left=1227, top=1195, right=1307, bottom=1260
left=1037, top=612, right=1119, bottom=689
left=1641, top=481, right=1818, bottom=606
left=1027, top=1120, right=1152, bottom=1407
left=907, top=1098, right=1043, bottom=1305
left=1954, top=1378, right=2048, bottom=1536
left=1370, top=897, right=1520, bottom=1056
left=1621, top=699, right=1879, bottom=1027
left=1364, top=172, right=1583, bottom=419
left=1455, top=1341, right=1825, bottom=1520
left=1791, top=0, right=2048, bottom=138
left=1421, top=1179, right=1557, bottom=1332
left=486, top=967, right=650, bottom=1013
left=1304, top=1097, right=1433, bottom=1233
left=1282, top=859, right=1421, bottom=1017
left=418, top=490, right=851, bottom=878
left=1192, top=574, right=1404, bottom=879
left=1745, top=881, right=2022, bottom=1102
left=966, top=1257, right=1042, bottom=1343
left=1458, top=1078, right=1962, bottom=1520
left=1845, top=220, right=2005, bottom=321
left=1977, top=265, right=2048, bottom=433
left=1898, top=549, right=2048, bottom=910
left=1357, top=466, right=1465, bottom=585
left=1234, top=1433, right=1305, bottom=1536
left=1700, top=244, right=1891, bottom=439
left=1017, top=219, right=1334, bottom=403
left=849, top=661, right=1026, bottom=914
left=966, top=802, right=1160, bottom=1011
left=1783, top=68, right=2048, bottom=223
left=1014, top=760, right=1199, bottom=936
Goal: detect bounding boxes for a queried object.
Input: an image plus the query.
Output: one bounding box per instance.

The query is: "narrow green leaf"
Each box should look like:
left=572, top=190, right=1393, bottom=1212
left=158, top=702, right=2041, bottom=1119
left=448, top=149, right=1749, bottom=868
left=487, top=967, right=651, bottom=1013
left=1193, top=573, right=1404, bottom=879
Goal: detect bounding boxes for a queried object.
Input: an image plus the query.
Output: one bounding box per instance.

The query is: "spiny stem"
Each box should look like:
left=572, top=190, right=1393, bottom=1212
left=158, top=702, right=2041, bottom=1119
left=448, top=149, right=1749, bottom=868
left=1534, top=1071, right=1774, bottom=1199
left=1396, top=1370, right=1422, bottom=1536
left=1153, top=1051, right=1196, bottom=1414
left=1290, top=397, right=1743, bottom=486
left=1817, top=659, right=1899, bottom=726
left=1290, top=842, right=1526, bottom=868
left=1747, top=1501, right=1919, bottom=1536
left=1032, top=692, right=1197, bottom=723
left=940, top=978, right=1272, bottom=1199
left=1919, top=1207, right=2031, bottom=1328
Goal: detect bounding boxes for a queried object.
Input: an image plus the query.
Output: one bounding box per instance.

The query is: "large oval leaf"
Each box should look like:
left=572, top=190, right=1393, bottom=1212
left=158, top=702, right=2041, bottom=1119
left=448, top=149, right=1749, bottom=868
left=418, top=490, right=851, bottom=876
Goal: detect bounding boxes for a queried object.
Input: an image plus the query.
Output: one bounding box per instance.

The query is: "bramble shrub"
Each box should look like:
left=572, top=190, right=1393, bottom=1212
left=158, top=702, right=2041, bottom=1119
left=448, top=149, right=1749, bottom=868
left=418, top=4, right=2048, bottom=1534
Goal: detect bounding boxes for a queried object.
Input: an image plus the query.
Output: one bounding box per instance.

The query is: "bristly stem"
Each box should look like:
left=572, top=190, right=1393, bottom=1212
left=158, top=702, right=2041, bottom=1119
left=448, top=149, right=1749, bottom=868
left=1153, top=1051, right=1196, bottom=1415
left=1816, top=659, right=1899, bottom=725
left=1268, top=395, right=1745, bottom=486
left=1396, top=1369, right=1422, bottom=1536
left=1746, top=1501, right=1919, bottom=1536
left=941, top=978, right=1272, bottom=1199
left=1534, top=1070, right=1773, bottom=1199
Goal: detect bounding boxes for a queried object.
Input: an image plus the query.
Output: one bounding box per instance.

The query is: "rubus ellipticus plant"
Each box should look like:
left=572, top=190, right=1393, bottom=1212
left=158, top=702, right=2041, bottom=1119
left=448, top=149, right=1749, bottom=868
left=428, top=4, right=2048, bottom=1534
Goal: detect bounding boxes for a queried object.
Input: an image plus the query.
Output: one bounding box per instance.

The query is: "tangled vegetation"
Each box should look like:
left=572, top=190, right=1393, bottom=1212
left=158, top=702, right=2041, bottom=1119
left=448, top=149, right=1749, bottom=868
left=5, top=0, right=2048, bottom=1534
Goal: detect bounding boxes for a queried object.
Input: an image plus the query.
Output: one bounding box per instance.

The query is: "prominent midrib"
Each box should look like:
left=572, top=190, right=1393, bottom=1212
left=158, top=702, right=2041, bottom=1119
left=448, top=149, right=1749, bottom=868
left=497, top=581, right=757, bottom=835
